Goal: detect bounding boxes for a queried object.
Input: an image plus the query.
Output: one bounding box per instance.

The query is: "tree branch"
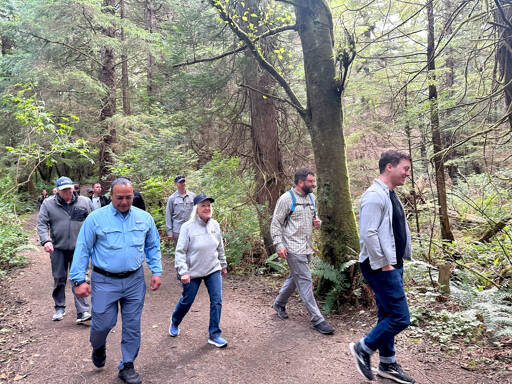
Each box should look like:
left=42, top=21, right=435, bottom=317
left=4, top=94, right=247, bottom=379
left=494, top=0, right=512, bottom=31
left=172, top=24, right=296, bottom=68
left=238, top=83, right=298, bottom=110
left=20, top=30, right=103, bottom=67
left=207, top=0, right=305, bottom=116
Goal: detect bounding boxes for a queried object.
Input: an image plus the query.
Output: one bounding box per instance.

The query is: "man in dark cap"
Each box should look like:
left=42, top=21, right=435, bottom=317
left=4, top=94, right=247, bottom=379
left=165, top=174, right=196, bottom=246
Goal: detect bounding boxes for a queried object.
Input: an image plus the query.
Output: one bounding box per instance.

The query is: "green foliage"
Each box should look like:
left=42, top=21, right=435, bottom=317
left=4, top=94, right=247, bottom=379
left=196, top=153, right=261, bottom=266
left=311, top=257, right=357, bottom=313
left=261, top=253, right=288, bottom=275
left=0, top=177, right=35, bottom=273
left=1, top=86, right=91, bottom=193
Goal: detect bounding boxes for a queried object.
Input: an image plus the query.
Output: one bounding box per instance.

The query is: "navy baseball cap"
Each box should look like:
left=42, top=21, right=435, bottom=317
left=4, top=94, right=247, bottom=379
left=193, top=193, right=214, bottom=205
left=174, top=175, right=186, bottom=183
left=56, top=176, right=74, bottom=190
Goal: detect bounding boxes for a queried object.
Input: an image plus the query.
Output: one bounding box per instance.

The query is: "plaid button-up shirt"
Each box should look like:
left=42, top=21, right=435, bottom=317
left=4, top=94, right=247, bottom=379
left=270, top=188, right=317, bottom=255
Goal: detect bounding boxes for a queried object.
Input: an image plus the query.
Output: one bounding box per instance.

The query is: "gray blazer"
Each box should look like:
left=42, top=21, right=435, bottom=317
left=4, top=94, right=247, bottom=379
left=358, top=179, right=412, bottom=270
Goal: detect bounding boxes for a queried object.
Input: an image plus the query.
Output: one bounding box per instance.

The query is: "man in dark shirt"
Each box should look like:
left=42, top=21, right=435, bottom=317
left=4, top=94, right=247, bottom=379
left=349, top=150, right=415, bottom=384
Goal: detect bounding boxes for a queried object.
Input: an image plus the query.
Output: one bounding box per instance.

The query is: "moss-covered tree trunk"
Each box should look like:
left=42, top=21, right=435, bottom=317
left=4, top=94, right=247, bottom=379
left=295, top=0, right=359, bottom=277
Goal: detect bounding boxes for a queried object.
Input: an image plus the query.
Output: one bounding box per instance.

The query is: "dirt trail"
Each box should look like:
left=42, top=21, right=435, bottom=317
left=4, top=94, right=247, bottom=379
left=0, top=212, right=505, bottom=384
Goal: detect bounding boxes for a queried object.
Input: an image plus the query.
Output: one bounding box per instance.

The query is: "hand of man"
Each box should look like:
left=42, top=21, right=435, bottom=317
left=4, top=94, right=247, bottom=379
left=73, top=282, right=91, bottom=298
left=150, top=275, right=161, bottom=291
left=313, top=217, right=322, bottom=229
left=181, top=273, right=191, bottom=284
left=221, top=268, right=227, bottom=277
left=167, top=234, right=174, bottom=241
left=43, top=242, right=54, bottom=253
left=276, top=247, right=287, bottom=259
left=381, top=264, right=395, bottom=271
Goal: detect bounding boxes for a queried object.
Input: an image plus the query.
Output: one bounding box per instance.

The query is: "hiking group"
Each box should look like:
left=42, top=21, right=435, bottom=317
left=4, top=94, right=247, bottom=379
left=36, top=150, right=415, bottom=384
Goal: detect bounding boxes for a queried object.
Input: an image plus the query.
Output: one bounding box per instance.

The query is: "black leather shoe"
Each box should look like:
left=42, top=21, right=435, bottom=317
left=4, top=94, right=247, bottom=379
left=272, top=303, right=289, bottom=319
left=91, top=345, right=106, bottom=368
left=118, top=362, right=142, bottom=384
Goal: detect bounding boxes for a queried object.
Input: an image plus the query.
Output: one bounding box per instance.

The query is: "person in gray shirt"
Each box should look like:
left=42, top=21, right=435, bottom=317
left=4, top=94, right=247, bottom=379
left=165, top=174, right=196, bottom=245
left=37, top=176, right=91, bottom=323
left=168, top=194, right=228, bottom=348
left=270, top=168, right=334, bottom=335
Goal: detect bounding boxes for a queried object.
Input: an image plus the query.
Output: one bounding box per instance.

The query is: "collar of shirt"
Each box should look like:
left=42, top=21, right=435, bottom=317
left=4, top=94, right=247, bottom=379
left=109, top=203, right=132, bottom=218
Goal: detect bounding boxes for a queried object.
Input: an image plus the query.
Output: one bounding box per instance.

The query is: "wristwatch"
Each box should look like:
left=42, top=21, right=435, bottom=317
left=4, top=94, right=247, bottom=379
left=73, top=280, right=87, bottom=287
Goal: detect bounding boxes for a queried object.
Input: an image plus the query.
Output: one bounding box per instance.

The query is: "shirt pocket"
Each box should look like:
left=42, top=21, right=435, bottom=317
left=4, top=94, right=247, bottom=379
left=71, top=207, right=88, bottom=222
left=127, top=225, right=146, bottom=249
left=100, top=228, right=123, bottom=250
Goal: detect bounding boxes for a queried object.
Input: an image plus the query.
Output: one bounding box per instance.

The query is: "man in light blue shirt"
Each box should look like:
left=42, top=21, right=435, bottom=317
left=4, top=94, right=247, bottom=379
left=70, top=177, right=162, bottom=384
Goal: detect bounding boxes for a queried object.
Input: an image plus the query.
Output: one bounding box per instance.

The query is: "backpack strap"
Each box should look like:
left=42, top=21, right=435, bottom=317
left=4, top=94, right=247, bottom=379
left=283, top=189, right=297, bottom=226
left=308, top=193, right=316, bottom=215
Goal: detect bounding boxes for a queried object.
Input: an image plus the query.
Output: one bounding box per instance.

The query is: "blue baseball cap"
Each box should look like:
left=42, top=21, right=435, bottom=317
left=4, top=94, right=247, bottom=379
left=193, top=193, right=214, bottom=205
left=56, top=176, right=74, bottom=190
left=174, top=175, right=186, bottom=183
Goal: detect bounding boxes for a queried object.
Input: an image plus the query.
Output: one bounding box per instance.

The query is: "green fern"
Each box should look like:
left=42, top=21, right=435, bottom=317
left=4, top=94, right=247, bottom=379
left=311, top=257, right=357, bottom=313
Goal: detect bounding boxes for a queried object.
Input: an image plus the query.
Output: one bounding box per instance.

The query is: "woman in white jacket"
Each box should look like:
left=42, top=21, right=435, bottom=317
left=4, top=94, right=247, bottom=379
left=168, top=193, right=228, bottom=348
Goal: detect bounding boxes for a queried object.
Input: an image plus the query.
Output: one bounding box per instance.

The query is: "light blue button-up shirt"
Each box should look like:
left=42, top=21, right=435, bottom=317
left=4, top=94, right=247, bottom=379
left=70, top=203, right=162, bottom=283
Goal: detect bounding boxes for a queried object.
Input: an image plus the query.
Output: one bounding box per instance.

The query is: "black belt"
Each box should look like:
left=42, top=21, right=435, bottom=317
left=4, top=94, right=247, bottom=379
left=93, top=266, right=140, bottom=279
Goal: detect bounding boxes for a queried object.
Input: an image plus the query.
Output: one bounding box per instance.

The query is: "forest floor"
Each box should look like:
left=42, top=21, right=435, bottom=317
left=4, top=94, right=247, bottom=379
left=0, top=212, right=510, bottom=384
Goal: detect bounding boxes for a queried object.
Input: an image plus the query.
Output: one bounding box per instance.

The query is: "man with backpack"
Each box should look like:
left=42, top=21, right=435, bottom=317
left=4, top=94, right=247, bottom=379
left=270, top=168, right=334, bottom=335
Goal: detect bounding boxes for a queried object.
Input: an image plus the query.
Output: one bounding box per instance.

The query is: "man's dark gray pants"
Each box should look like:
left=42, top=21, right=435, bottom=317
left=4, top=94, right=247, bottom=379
left=50, top=249, right=89, bottom=313
left=274, top=253, right=324, bottom=325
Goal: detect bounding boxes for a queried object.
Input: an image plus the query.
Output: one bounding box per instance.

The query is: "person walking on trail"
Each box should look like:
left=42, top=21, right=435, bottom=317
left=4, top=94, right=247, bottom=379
left=349, top=150, right=415, bottom=384
left=70, top=177, right=162, bottom=384
left=37, top=189, right=48, bottom=207
left=89, top=182, right=110, bottom=210
left=165, top=174, right=196, bottom=245
left=270, top=168, right=334, bottom=335
left=36, top=176, right=92, bottom=323
left=168, top=193, right=228, bottom=348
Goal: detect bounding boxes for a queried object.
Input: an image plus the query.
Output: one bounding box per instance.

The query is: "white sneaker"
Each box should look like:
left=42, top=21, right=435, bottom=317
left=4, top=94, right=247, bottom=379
left=52, top=309, right=66, bottom=321
left=76, top=311, right=92, bottom=323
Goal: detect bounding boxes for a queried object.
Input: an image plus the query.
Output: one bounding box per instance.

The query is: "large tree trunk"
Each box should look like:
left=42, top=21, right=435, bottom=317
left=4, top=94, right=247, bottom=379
left=295, top=0, right=359, bottom=272
left=248, top=68, right=286, bottom=257
left=495, top=0, right=512, bottom=129
left=240, top=0, right=286, bottom=257
left=120, top=0, right=131, bottom=115
left=98, top=0, right=117, bottom=181
left=145, top=0, right=156, bottom=107
left=427, top=0, right=454, bottom=242
left=1, top=36, right=14, bottom=55
left=442, top=0, right=459, bottom=184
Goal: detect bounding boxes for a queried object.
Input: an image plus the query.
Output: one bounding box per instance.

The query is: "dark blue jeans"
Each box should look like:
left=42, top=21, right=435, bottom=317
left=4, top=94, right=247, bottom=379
left=172, top=270, right=222, bottom=339
left=360, top=265, right=410, bottom=363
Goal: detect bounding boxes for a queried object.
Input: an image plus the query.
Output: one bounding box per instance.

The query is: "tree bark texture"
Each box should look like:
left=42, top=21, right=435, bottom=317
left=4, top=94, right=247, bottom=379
left=427, top=0, right=454, bottom=242
left=240, top=0, right=286, bottom=257
left=98, top=0, right=117, bottom=181
left=495, top=0, right=512, bottom=129
left=145, top=0, right=156, bottom=105
left=120, top=0, right=131, bottom=115
left=295, top=0, right=359, bottom=266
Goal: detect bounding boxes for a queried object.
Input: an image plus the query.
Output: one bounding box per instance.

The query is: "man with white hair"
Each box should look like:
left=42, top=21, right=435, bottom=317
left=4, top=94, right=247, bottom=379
left=37, top=176, right=92, bottom=323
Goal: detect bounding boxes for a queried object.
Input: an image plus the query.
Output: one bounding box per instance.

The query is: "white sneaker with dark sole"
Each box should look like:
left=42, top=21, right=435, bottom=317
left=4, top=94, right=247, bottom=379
left=52, top=309, right=66, bottom=321
left=76, top=311, right=92, bottom=323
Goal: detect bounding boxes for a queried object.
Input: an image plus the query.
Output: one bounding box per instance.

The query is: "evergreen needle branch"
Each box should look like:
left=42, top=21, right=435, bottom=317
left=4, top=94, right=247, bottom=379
left=173, top=24, right=296, bottom=68
left=207, top=0, right=305, bottom=116
left=20, top=31, right=103, bottom=67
